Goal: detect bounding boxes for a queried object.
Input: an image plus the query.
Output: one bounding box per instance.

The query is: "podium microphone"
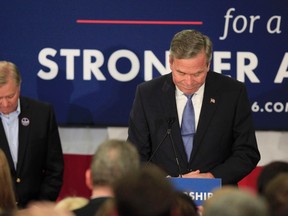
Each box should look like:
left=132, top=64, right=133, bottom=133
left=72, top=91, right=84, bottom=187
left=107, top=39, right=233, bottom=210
left=167, top=118, right=183, bottom=177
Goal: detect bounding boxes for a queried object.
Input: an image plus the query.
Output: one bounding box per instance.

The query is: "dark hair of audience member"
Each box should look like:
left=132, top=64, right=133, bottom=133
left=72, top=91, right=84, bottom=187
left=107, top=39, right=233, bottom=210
left=257, top=161, right=288, bottom=195
left=174, top=192, right=199, bottom=216
left=113, top=164, right=176, bottom=216
left=263, top=173, right=288, bottom=216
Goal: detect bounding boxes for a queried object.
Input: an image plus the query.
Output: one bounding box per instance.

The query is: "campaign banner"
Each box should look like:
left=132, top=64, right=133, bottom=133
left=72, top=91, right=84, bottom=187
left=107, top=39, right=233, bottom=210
left=169, top=177, right=222, bottom=206
left=0, top=0, right=287, bottom=129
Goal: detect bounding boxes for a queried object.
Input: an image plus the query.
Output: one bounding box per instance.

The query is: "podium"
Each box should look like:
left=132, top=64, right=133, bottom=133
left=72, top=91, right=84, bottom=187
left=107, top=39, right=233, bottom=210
left=169, top=178, right=222, bottom=206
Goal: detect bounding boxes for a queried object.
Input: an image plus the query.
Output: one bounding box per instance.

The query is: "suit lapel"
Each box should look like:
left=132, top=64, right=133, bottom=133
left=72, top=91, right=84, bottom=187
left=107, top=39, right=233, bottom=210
left=160, top=74, right=188, bottom=164
left=191, top=72, right=219, bottom=160
left=17, top=97, right=31, bottom=173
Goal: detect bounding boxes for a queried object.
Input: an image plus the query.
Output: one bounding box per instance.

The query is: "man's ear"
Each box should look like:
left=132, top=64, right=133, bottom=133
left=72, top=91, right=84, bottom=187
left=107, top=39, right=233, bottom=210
left=169, top=55, right=174, bottom=70
left=207, top=62, right=211, bottom=71
left=85, top=169, right=93, bottom=190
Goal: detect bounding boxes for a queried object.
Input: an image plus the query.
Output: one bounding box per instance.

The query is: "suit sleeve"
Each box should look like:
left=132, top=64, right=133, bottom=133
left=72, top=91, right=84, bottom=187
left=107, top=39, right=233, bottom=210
left=39, top=106, right=64, bottom=200
left=210, top=85, right=260, bottom=184
left=128, top=85, right=152, bottom=162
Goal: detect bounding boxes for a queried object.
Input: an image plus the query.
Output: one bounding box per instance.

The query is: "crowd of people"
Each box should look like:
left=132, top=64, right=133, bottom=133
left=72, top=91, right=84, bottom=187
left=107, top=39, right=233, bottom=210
left=0, top=28, right=287, bottom=216
left=1, top=139, right=287, bottom=216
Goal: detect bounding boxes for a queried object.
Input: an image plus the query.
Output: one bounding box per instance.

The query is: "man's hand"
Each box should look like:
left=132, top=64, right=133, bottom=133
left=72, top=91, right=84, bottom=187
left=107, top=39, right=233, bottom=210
left=182, top=170, right=214, bottom=179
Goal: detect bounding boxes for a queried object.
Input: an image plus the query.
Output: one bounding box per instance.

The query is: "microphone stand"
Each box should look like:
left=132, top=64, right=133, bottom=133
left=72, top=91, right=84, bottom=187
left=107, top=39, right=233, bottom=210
left=146, top=130, right=169, bottom=165
left=147, top=118, right=183, bottom=178
left=167, top=128, right=183, bottom=177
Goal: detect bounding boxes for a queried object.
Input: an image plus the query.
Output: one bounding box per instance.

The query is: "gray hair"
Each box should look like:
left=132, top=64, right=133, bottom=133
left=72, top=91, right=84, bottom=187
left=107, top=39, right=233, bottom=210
left=169, top=29, right=213, bottom=65
left=203, top=187, right=268, bottom=216
left=0, top=61, right=22, bottom=87
left=91, top=139, right=140, bottom=186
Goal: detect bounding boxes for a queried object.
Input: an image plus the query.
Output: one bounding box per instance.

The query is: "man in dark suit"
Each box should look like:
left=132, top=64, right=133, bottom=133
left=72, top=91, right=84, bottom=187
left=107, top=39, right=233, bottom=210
left=73, top=139, right=140, bottom=216
left=0, top=61, right=64, bottom=208
left=128, top=29, right=260, bottom=185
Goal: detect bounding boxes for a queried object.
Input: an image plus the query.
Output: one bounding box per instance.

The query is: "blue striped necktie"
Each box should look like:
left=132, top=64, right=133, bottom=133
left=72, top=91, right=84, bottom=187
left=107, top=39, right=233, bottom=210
left=181, top=94, right=195, bottom=161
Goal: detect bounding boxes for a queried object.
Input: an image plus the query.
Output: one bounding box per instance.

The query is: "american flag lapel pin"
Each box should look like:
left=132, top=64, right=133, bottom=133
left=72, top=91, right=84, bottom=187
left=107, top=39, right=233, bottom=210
left=210, top=98, right=216, bottom=104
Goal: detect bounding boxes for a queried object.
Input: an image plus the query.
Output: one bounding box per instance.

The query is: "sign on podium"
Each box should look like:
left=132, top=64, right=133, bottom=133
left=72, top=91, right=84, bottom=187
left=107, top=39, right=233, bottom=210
left=169, top=178, right=222, bottom=206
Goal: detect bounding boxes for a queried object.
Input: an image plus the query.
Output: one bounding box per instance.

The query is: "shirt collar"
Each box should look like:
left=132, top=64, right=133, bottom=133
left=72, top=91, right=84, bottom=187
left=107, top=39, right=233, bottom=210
left=16, top=99, right=21, bottom=113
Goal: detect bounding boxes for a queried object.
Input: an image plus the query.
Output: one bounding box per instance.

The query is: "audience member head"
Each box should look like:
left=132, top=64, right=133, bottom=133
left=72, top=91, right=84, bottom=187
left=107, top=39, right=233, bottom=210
left=55, top=196, right=89, bottom=211
left=174, top=192, right=199, bottom=216
left=202, top=186, right=268, bottom=216
left=0, top=149, right=17, bottom=211
left=257, top=161, right=288, bottom=195
left=113, top=164, right=176, bottom=216
left=86, top=139, right=140, bottom=191
left=263, top=173, right=288, bottom=216
left=15, top=202, right=74, bottom=216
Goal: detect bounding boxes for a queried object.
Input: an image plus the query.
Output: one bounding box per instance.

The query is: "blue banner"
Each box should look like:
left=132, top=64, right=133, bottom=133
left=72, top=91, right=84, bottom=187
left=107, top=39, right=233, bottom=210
left=0, top=1, right=287, bottom=129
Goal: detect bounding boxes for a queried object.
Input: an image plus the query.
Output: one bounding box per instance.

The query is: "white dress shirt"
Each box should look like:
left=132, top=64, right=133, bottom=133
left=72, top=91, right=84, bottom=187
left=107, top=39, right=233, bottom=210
left=0, top=101, right=21, bottom=169
left=175, top=83, right=205, bottom=132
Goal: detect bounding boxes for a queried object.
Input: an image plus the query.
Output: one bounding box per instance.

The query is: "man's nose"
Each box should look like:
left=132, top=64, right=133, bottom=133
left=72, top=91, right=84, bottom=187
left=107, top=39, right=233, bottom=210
left=185, top=75, right=194, bottom=85
left=1, top=98, right=9, bottom=107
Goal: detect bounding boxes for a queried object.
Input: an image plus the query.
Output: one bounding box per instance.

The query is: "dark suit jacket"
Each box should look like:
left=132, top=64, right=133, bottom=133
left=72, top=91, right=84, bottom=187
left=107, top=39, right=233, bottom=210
left=0, top=96, right=64, bottom=207
left=73, top=197, right=111, bottom=216
left=128, top=72, right=260, bottom=184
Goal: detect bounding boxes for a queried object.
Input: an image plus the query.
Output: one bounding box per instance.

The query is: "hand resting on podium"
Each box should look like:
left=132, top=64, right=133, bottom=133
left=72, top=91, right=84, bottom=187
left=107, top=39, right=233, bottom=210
left=182, top=170, right=215, bottom=179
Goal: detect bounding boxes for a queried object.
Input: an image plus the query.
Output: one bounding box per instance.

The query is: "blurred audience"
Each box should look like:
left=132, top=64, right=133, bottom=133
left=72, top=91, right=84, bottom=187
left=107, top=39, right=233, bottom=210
left=113, top=164, right=177, bottom=216
left=15, top=202, right=74, bottom=216
left=257, top=161, right=288, bottom=195
left=95, top=199, right=117, bottom=216
left=73, top=139, right=140, bottom=216
left=263, top=173, right=288, bottom=216
left=55, top=196, right=89, bottom=211
left=0, top=149, right=17, bottom=212
left=174, top=192, right=199, bottom=216
left=202, top=186, right=268, bottom=216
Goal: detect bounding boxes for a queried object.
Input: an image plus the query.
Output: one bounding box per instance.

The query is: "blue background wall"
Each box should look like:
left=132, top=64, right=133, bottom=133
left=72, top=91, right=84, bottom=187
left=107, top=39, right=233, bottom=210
left=1, top=0, right=287, bottom=129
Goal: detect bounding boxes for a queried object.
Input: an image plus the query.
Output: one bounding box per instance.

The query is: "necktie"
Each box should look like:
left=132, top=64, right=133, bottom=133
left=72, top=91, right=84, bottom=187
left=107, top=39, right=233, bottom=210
left=181, top=94, right=195, bottom=161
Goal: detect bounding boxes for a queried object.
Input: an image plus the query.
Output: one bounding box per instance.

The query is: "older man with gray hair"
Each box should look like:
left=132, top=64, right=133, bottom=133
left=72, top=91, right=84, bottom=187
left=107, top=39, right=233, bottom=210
left=73, top=139, right=140, bottom=216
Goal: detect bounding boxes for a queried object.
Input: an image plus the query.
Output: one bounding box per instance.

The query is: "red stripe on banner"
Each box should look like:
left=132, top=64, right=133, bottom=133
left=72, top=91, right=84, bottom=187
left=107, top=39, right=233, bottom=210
left=58, top=154, right=93, bottom=200
left=76, top=20, right=203, bottom=25
left=238, top=166, right=263, bottom=193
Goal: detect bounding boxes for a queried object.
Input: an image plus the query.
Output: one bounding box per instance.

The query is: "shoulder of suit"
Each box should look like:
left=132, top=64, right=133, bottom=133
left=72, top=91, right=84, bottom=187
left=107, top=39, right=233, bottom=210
left=20, top=96, right=52, bottom=109
left=208, top=71, right=244, bottom=87
left=139, top=73, right=172, bottom=88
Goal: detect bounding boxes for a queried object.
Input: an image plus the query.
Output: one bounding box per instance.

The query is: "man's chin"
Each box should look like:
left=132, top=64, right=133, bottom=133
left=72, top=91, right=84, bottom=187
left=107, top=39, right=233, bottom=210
left=183, top=88, right=197, bottom=95
left=1, top=109, right=14, bottom=115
